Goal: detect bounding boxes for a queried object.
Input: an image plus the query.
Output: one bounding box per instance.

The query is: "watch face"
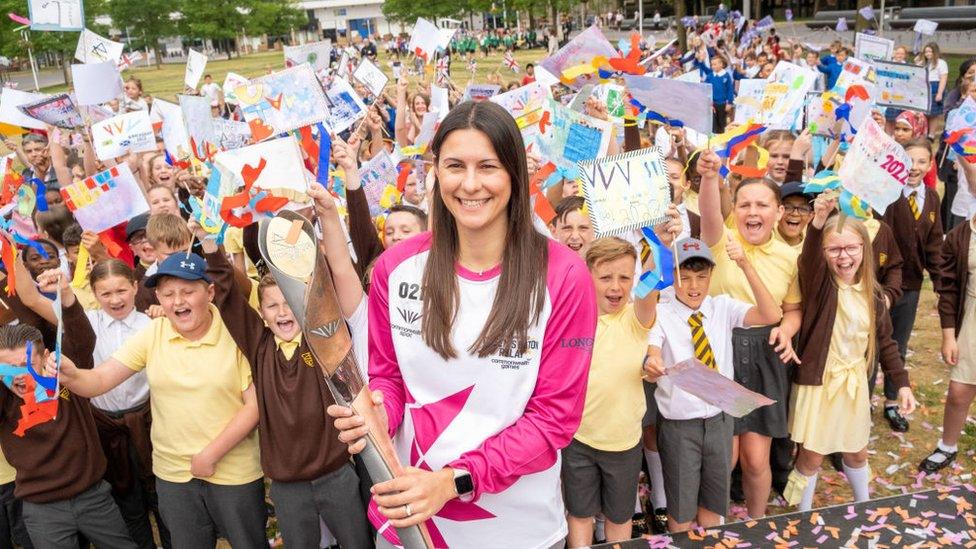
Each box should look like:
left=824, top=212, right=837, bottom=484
left=455, top=473, right=474, bottom=495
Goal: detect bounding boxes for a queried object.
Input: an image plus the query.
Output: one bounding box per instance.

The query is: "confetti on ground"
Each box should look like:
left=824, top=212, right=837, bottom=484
left=601, top=485, right=976, bottom=549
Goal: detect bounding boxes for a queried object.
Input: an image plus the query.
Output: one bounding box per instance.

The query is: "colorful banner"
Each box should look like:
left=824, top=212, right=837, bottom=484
left=538, top=25, right=618, bottom=90
left=577, top=147, right=671, bottom=237
left=60, top=164, right=149, bottom=233
left=623, top=74, right=713, bottom=135
left=18, top=93, right=83, bottom=129
left=838, top=118, right=913, bottom=214
left=235, top=64, right=331, bottom=141
left=873, top=60, right=930, bottom=111
left=284, top=40, right=333, bottom=73
left=91, top=110, right=156, bottom=160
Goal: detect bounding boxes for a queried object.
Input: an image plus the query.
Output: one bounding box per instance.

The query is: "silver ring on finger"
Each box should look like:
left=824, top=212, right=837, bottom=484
left=404, top=503, right=412, bottom=518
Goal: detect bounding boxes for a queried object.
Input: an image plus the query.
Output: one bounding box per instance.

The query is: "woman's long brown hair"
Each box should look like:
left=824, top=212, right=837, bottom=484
left=422, top=101, right=549, bottom=360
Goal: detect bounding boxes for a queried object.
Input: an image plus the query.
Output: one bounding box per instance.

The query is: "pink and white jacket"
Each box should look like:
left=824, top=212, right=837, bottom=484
left=368, top=233, right=597, bottom=549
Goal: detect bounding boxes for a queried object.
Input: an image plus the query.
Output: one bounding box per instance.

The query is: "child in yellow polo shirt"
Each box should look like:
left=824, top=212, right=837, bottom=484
left=54, top=243, right=266, bottom=548
left=562, top=232, right=668, bottom=547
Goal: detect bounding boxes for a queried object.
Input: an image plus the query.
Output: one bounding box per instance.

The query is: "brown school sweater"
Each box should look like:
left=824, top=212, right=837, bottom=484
left=205, top=249, right=350, bottom=482
left=347, top=186, right=385, bottom=284
left=794, top=225, right=908, bottom=388
left=936, top=220, right=972, bottom=336
left=878, top=186, right=943, bottom=292
left=0, top=301, right=107, bottom=503
left=873, top=220, right=904, bottom=306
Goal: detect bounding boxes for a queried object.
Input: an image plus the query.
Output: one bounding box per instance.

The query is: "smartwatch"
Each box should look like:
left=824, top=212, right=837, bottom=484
left=453, top=468, right=475, bottom=502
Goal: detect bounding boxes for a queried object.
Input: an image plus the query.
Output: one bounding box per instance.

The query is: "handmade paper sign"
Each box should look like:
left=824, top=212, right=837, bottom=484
left=151, top=98, right=191, bottom=160
left=352, top=58, right=389, bottom=98
left=235, top=64, right=330, bottom=141
left=536, top=100, right=612, bottom=178
left=0, top=88, right=48, bottom=130
left=29, top=0, right=84, bottom=31
left=91, top=110, right=155, bottom=160
left=19, top=94, right=83, bottom=128
left=873, top=60, right=930, bottom=111
left=462, top=84, right=501, bottom=102
left=733, top=79, right=766, bottom=124
left=623, top=74, right=713, bottom=135
left=71, top=62, right=122, bottom=106
left=666, top=358, right=776, bottom=418
left=213, top=118, right=252, bottom=151
left=222, top=72, right=250, bottom=105
left=805, top=85, right=875, bottom=137
left=539, top=25, right=618, bottom=89
left=60, top=164, right=149, bottom=233
left=212, top=136, right=310, bottom=206
left=759, top=61, right=820, bottom=129
left=359, top=150, right=399, bottom=216
left=325, top=78, right=367, bottom=134
left=838, top=118, right=912, bottom=214
left=284, top=40, right=332, bottom=73
left=179, top=94, right=216, bottom=160
left=74, top=29, right=123, bottom=64
left=914, top=19, right=938, bottom=35
left=834, top=58, right=876, bottom=92
left=577, top=147, right=671, bottom=237
left=429, top=86, right=449, bottom=121
left=407, top=18, right=440, bottom=63
left=184, top=49, right=207, bottom=90
left=854, top=33, right=893, bottom=62
left=490, top=81, right=551, bottom=120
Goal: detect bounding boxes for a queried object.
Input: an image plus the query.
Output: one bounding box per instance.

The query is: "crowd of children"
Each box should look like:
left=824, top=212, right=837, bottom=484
left=0, top=11, right=973, bottom=549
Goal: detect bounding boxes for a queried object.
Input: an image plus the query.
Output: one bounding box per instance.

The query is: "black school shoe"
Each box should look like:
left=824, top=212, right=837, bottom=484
left=650, top=508, right=668, bottom=534
left=919, top=447, right=957, bottom=473
left=884, top=406, right=910, bottom=432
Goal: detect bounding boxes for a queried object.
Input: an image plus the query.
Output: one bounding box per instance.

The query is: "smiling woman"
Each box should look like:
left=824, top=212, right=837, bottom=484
left=329, top=100, right=598, bottom=549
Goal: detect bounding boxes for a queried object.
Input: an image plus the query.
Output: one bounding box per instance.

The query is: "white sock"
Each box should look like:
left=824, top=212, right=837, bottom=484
left=929, top=440, right=959, bottom=464
left=644, top=448, right=667, bottom=510
left=595, top=515, right=605, bottom=540
left=843, top=462, right=870, bottom=502
left=799, top=472, right=818, bottom=512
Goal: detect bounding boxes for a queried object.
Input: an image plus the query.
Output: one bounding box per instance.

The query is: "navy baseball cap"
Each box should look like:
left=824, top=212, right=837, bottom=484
left=780, top=181, right=813, bottom=201
left=125, top=212, right=150, bottom=241
left=145, top=253, right=212, bottom=288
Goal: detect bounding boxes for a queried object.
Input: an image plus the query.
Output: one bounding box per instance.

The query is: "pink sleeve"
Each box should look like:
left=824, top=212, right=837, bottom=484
left=449, top=243, right=597, bottom=500
left=366, top=246, right=410, bottom=437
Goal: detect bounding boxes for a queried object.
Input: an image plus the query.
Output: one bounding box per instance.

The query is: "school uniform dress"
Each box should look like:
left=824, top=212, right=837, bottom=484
left=369, top=233, right=596, bottom=549
left=0, top=301, right=135, bottom=548
left=112, top=304, right=266, bottom=549
left=708, top=228, right=801, bottom=439
left=648, top=295, right=750, bottom=523
left=792, top=226, right=908, bottom=453
left=205, top=250, right=372, bottom=548
left=562, top=303, right=648, bottom=524
left=937, top=220, right=976, bottom=385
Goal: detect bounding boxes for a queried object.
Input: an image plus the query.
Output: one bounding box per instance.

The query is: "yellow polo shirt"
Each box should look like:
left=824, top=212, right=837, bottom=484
left=113, top=304, right=263, bottom=485
left=0, top=447, right=15, bottom=485
left=709, top=227, right=801, bottom=308
left=575, top=303, right=650, bottom=451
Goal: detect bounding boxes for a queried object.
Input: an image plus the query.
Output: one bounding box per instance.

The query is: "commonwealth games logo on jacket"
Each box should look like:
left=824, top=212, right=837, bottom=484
left=397, top=308, right=421, bottom=324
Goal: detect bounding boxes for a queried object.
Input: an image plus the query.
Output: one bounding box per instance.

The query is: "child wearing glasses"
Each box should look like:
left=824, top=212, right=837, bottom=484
left=783, top=195, right=917, bottom=511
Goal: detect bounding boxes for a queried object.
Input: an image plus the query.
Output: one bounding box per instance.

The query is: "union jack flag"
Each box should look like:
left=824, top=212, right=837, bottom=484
left=503, top=51, right=519, bottom=73
left=435, top=57, right=449, bottom=85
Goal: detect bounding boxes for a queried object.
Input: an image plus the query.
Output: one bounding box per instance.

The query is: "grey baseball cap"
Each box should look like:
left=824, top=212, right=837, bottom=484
left=675, top=238, right=715, bottom=266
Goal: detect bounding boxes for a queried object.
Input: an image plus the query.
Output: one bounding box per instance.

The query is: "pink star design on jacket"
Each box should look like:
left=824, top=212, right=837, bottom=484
left=370, top=385, right=496, bottom=548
